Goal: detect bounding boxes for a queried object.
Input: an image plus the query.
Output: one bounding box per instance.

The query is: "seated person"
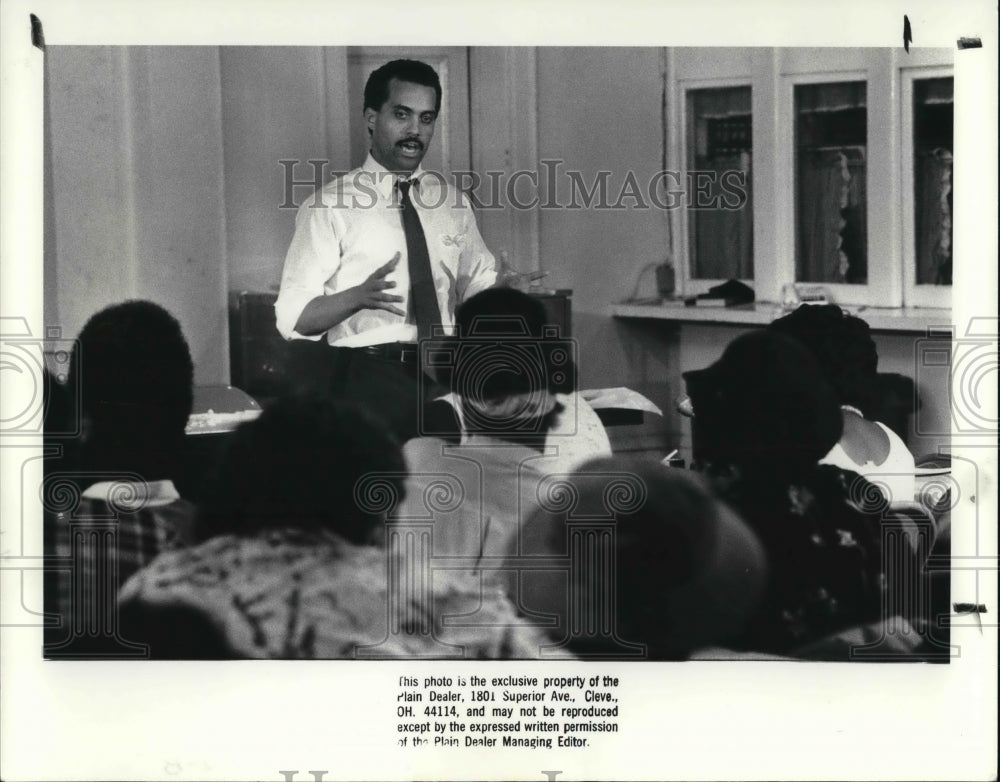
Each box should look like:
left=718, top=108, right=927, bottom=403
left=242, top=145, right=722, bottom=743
left=431, top=287, right=611, bottom=471
left=45, top=301, right=196, bottom=656
left=118, top=394, right=551, bottom=659
left=769, top=304, right=916, bottom=504
left=398, top=288, right=610, bottom=571
left=683, top=330, right=927, bottom=659
left=510, top=456, right=768, bottom=660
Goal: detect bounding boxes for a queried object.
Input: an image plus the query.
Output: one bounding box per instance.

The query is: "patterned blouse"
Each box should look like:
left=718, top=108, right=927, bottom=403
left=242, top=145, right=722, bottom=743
left=118, top=527, right=552, bottom=659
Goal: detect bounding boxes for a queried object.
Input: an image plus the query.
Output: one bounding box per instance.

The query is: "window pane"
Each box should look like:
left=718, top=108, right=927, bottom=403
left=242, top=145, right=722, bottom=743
left=795, top=81, right=867, bottom=284
left=686, top=86, right=753, bottom=280
left=913, top=77, right=953, bottom=285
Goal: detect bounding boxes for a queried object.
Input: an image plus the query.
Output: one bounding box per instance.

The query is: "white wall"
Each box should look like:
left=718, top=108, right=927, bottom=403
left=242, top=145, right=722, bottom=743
left=537, top=47, right=679, bottom=452
left=45, top=46, right=228, bottom=383
left=219, top=47, right=351, bottom=295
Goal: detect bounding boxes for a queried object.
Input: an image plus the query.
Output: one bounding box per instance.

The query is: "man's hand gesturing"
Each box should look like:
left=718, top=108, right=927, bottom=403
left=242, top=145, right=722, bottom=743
left=354, top=252, right=405, bottom=316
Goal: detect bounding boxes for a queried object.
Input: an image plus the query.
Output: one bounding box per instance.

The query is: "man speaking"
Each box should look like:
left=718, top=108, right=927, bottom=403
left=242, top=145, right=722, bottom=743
left=275, top=59, right=497, bottom=442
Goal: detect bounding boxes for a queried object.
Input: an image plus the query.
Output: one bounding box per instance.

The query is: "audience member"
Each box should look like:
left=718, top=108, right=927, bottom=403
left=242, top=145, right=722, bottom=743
left=683, top=330, right=926, bottom=659
left=118, top=394, right=551, bottom=659
left=511, top=456, right=768, bottom=660
left=442, top=287, right=612, bottom=469
left=769, top=304, right=916, bottom=504
left=399, top=288, right=611, bottom=574
left=45, top=300, right=196, bottom=656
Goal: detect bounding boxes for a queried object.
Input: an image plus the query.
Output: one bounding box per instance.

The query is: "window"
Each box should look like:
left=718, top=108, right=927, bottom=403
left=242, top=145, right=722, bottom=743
left=686, top=86, right=753, bottom=281
left=913, top=76, right=954, bottom=286
left=794, top=81, right=868, bottom=285
left=667, top=48, right=953, bottom=310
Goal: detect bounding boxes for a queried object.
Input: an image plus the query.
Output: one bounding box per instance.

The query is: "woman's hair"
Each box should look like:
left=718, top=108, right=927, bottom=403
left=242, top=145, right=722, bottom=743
left=768, top=304, right=879, bottom=414
left=196, top=394, right=406, bottom=544
left=683, top=330, right=843, bottom=484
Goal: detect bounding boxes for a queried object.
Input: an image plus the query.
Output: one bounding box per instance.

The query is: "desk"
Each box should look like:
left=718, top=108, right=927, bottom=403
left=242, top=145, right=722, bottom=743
left=611, top=300, right=952, bottom=333
left=230, top=289, right=575, bottom=406
left=608, top=300, right=952, bottom=465
left=179, top=386, right=261, bottom=503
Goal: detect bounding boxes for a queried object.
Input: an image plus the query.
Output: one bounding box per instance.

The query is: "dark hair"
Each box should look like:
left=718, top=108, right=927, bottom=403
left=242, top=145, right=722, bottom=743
left=452, top=288, right=566, bottom=443
left=196, top=394, right=405, bottom=545
left=364, top=59, right=442, bottom=114
left=456, top=286, right=547, bottom=340
left=68, top=300, right=193, bottom=478
left=768, top=304, right=879, bottom=414
left=524, top=456, right=766, bottom=660
left=683, top=330, right=843, bottom=484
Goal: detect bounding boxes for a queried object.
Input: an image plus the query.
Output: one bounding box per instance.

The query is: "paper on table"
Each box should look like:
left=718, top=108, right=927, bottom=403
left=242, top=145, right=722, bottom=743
left=579, top=387, right=663, bottom=416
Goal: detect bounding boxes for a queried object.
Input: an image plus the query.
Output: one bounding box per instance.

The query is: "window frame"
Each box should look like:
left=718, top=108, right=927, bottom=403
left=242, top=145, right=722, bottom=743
left=900, top=63, right=955, bottom=309
left=778, top=67, right=899, bottom=307
left=671, top=76, right=756, bottom=298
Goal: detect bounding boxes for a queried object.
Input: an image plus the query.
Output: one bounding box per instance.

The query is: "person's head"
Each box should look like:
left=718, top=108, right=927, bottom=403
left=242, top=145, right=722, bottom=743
left=683, top=330, right=843, bottom=485
left=197, top=394, right=406, bottom=545
left=452, top=288, right=564, bottom=444
left=768, top=303, right=879, bottom=415
left=363, top=59, right=442, bottom=174
left=516, top=457, right=767, bottom=659
left=68, top=300, right=193, bottom=479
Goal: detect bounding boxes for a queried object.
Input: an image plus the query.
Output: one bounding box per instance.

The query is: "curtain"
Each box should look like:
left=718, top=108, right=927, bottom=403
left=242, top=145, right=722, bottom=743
left=688, top=86, right=753, bottom=279
left=914, top=148, right=953, bottom=285
left=693, top=151, right=753, bottom=278
left=797, top=147, right=867, bottom=283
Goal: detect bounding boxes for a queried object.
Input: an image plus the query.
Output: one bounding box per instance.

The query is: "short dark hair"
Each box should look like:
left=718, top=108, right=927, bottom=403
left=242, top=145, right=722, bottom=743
left=452, top=288, right=565, bottom=443
left=197, top=394, right=405, bottom=545
left=68, top=300, right=194, bottom=478
left=521, top=456, right=767, bottom=659
left=364, top=59, right=442, bottom=114
left=768, top=304, right=879, bottom=414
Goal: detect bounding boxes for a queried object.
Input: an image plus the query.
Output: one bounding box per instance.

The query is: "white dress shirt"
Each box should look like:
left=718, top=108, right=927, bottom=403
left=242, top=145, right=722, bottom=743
left=275, top=154, right=497, bottom=346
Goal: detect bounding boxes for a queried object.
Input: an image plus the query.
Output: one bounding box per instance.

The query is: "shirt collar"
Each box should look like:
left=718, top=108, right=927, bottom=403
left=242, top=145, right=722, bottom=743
left=362, top=153, right=427, bottom=201
left=81, top=479, right=181, bottom=510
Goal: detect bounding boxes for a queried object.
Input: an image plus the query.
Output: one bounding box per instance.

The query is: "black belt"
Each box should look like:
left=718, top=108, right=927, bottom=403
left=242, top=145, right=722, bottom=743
left=358, top=342, right=419, bottom=363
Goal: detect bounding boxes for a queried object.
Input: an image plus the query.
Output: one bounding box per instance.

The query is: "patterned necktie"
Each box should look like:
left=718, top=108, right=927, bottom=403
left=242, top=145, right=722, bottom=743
left=397, top=179, right=440, bottom=341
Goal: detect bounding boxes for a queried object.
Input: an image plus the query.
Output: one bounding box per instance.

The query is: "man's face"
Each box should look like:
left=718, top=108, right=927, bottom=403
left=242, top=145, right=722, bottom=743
left=365, top=78, right=438, bottom=174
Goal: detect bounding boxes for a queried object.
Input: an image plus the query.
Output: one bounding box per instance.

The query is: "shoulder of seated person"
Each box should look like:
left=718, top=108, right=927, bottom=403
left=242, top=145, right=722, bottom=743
left=403, top=436, right=453, bottom=463
left=840, top=415, right=891, bottom=456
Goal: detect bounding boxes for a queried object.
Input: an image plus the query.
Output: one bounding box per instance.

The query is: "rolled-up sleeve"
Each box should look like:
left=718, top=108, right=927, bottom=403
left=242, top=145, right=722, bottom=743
left=455, top=193, right=497, bottom=302
left=274, top=193, right=342, bottom=341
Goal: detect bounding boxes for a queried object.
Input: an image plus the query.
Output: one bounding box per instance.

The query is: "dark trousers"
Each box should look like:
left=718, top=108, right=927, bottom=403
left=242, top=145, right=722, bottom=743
left=328, top=347, right=459, bottom=445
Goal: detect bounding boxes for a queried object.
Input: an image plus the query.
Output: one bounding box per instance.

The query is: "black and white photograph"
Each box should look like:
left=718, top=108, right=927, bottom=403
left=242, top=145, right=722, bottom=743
left=1, top=1, right=996, bottom=780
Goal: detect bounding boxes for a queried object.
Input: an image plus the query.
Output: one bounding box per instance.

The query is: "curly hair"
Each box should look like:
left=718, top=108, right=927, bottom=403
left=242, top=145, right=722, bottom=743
left=683, top=330, right=843, bottom=485
left=196, top=394, right=406, bottom=545
left=768, top=304, right=879, bottom=414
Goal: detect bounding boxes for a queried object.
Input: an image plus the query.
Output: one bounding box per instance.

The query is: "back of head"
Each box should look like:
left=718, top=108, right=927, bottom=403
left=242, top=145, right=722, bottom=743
left=683, top=330, right=843, bottom=484
left=364, top=59, right=442, bottom=113
left=768, top=304, right=879, bottom=413
left=197, top=393, right=405, bottom=545
left=452, top=288, right=564, bottom=442
left=520, top=456, right=767, bottom=659
left=455, top=287, right=547, bottom=340
left=68, top=300, right=193, bottom=478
